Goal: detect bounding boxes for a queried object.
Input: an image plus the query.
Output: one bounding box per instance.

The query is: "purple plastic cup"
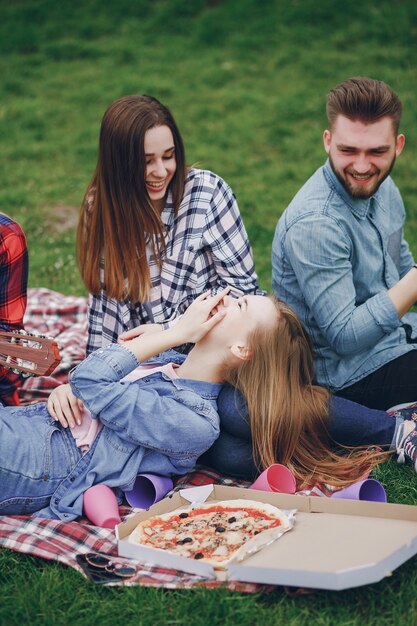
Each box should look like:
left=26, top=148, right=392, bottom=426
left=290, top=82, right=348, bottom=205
left=331, top=478, right=387, bottom=502
left=250, top=464, right=297, bottom=494
left=124, top=473, right=174, bottom=509
left=83, top=484, right=122, bottom=529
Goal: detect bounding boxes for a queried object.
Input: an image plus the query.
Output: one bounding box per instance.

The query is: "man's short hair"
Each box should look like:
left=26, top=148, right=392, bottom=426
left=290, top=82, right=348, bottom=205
left=326, top=77, right=402, bottom=134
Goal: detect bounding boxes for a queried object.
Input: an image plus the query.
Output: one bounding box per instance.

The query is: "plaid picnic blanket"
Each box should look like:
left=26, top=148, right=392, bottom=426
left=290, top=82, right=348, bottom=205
left=0, top=289, right=327, bottom=591
left=20, top=288, right=88, bottom=403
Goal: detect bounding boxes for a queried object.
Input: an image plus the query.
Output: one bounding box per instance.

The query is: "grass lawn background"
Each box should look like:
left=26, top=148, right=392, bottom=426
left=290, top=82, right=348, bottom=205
left=0, top=1, right=416, bottom=624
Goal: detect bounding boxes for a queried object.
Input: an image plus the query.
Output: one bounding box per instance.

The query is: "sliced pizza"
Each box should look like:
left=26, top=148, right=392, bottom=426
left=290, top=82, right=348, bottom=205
left=128, top=499, right=292, bottom=568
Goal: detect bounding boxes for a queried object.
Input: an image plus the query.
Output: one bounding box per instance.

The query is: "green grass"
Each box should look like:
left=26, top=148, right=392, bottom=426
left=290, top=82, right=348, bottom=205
left=0, top=0, right=416, bottom=624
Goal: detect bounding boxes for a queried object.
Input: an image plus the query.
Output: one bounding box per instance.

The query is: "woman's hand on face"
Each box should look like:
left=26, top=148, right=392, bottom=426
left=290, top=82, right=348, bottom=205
left=47, top=383, right=85, bottom=429
left=173, top=288, right=229, bottom=344
left=115, top=289, right=229, bottom=362
left=118, top=323, right=162, bottom=342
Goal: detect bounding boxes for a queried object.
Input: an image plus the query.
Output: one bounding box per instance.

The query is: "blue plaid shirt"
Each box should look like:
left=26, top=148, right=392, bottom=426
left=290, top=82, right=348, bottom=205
left=87, top=169, right=261, bottom=354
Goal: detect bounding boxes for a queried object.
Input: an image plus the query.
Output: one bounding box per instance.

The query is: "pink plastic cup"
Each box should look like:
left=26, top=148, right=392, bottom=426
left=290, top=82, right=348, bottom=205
left=331, top=478, right=387, bottom=502
left=250, top=464, right=297, bottom=494
left=83, top=484, right=122, bottom=529
left=124, top=473, right=174, bottom=509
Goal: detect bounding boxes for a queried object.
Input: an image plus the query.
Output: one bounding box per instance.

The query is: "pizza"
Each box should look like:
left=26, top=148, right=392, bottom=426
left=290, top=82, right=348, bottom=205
left=128, top=499, right=291, bottom=568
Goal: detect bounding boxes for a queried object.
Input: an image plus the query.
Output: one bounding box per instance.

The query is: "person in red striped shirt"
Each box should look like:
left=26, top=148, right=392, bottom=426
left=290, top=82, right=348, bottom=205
left=0, top=212, right=28, bottom=405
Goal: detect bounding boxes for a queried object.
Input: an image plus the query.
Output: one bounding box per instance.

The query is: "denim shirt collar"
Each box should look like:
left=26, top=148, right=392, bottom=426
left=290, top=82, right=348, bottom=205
left=145, top=349, right=187, bottom=366
left=323, top=159, right=373, bottom=220
left=162, top=373, right=223, bottom=399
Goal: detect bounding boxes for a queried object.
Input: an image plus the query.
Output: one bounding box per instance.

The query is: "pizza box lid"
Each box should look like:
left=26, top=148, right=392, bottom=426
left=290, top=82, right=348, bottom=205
left=116, top=484, right=417, bottom=590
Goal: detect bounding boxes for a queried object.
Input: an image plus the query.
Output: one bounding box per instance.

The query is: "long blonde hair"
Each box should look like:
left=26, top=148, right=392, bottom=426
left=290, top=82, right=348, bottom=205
left=225, top=298, right=387, bottom=489
left=77, top=95, right=186, bottom=303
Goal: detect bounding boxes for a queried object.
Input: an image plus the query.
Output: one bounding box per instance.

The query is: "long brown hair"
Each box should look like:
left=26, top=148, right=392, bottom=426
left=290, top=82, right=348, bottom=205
left=226, top=298, right=387, bottom=489
left=77, top=95, right=186, bottom=302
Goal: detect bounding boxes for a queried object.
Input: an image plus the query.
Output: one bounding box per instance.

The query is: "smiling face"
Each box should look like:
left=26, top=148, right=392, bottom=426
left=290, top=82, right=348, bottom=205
left=209, top=294, right=278, bottom=358
left=323, top=115, right=405, bottom=199
left=144, top=125, right=177, bottom=211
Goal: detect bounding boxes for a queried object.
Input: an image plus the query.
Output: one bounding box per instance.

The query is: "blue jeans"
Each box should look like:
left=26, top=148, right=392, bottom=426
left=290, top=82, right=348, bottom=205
left=201, top=385, right=402, bottom=479
left=0, top=402, right=81, bottom=515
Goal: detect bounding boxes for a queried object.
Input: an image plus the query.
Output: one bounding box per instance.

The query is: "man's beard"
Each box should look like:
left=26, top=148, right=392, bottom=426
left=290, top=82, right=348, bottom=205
left=329, top=153, right=396, bottom=199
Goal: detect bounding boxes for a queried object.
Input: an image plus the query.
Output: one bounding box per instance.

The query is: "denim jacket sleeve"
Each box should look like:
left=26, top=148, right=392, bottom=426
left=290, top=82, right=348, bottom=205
left=399, top=236, right=414, bottom=278
left=69, top=344, right=220, bottom=457
left=284, top=215, right=400, bottom=356
left=388, top=182, right=414, bottom=277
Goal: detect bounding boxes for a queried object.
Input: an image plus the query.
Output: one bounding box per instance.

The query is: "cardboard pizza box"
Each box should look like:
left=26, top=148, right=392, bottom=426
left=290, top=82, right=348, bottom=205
left=116, top=484, right=417, bottom=591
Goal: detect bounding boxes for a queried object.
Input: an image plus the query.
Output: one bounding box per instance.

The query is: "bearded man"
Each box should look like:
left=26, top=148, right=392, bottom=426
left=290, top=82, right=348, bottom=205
left=272, top=77, right=417, bottom=412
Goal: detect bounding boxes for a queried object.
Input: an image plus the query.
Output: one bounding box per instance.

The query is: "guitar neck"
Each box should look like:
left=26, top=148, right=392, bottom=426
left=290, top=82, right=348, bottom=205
left=0, top=331, right=61, bottom=377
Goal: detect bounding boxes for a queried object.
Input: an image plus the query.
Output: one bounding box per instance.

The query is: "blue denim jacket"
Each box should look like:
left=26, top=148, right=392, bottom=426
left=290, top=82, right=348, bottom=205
left=272, top=160, right=417, bottom=391
left=37, top=344, right=221, bottom=520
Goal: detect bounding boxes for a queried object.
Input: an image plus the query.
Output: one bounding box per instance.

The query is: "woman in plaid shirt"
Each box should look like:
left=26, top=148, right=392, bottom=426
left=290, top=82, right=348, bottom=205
left=77, top=94, right=262, bottom=356
left=52, top=94, right=261, bottom=421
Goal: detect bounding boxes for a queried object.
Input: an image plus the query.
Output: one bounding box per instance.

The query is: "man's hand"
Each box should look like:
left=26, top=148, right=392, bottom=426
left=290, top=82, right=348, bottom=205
left=47, top=383, right=84, bottom=429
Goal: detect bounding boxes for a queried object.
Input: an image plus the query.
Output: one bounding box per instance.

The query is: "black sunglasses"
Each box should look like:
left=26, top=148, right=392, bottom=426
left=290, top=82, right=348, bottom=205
left=76, top=552, right=136, bottom=584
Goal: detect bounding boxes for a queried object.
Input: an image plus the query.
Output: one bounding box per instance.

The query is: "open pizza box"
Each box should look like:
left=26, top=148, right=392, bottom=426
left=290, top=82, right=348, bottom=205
left=116, top=484, right=417, bottom=591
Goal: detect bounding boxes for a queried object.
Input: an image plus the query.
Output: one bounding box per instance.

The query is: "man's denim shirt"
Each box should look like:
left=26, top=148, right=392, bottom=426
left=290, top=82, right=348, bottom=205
left=272, top=160, right=417, bottom=391
left=38, top=344, right=221, bottom=520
